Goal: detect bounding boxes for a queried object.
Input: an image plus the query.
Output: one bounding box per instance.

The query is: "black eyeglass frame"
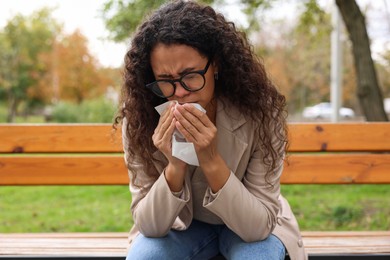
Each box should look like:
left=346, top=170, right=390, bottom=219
left=146, top=59, right=212, bottom=98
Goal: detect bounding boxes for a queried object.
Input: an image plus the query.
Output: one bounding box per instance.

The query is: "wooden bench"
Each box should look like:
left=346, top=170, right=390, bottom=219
left=1, top=123, right=390, bottom=259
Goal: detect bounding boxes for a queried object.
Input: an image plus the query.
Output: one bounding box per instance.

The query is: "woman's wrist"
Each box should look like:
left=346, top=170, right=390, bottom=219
left=167, top=159, right=187, bottom=172
left=165, top=161, right=187, bottom=192
left=199, top=153, right=220, bottom=170
left=200, top=154, right=230, bottom=193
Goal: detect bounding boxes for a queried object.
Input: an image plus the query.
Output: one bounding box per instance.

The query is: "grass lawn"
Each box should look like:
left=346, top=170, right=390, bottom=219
left=282, top=184, right=390, bottom=231
left=0, top=185, right=132, bottom=232
left=0, top=185, right=389, bottom=233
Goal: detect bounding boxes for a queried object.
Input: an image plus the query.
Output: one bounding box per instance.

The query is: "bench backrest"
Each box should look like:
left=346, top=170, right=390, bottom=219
left=1, top=123, right=390, bottom=185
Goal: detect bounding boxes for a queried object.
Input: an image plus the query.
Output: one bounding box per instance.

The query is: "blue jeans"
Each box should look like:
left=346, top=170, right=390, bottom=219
left=126, top=219, right=286, bottom=260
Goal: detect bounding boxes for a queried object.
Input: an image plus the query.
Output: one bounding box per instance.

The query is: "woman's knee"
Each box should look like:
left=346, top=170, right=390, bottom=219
left=126, top=235, right=172, bottom=259
left=126, top=223, right=220, bottom=260
left=219, top=228, right=286, bottom=260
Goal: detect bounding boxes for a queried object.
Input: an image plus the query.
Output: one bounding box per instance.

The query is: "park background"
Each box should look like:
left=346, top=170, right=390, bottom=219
left=1, top=0, right=389, bottom=233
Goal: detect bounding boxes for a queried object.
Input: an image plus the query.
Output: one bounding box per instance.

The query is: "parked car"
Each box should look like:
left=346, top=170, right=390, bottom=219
left=302, top=102, right=355, bottom=119
left=384, top=98, right=390, bottom=114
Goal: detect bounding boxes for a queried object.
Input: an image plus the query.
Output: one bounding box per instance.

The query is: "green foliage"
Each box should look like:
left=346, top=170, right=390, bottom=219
left=50, top=102, right=80, bottom=122
left=0, top=103, right=7, bottom=122
left=50, top=98, right=117, bottom=123
left=297, top=0, right=328, bottom=39
left=101, top=0, right=230, bottom=42
left=252, top=2, right=337, bottom=114
left=101, top=0, right=167, bottom=42
left=0, top=8, right=61, bottom=122
left=288, top=9, right=333, bottom=109
left=240, top=0, right=272, bottom=31
left=1, top=8, right=119, bottom=123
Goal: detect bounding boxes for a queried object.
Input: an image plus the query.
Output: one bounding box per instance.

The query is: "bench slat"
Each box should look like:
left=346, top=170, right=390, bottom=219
left=2, top=123, right=390, bottom=153
left=282, top=154, right=390, bottom=184
left=301, top=231, right=390, bottom=237
left=0, top=156, right=129, bottom=185
left=0, top=124, right=122, bottom=153
left=289, top=123, right=390, bottom=152
left=1, top=154, right=390, bottom=185
left=0, top=233, right=127, bottom=257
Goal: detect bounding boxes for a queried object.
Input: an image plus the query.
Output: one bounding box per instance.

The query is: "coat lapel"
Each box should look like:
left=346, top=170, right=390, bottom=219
left=216, top=99, right=248, bottom=174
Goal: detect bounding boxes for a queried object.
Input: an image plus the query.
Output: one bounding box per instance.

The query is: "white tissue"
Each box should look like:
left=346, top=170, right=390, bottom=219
left=155, top=101, right=206, bottom=166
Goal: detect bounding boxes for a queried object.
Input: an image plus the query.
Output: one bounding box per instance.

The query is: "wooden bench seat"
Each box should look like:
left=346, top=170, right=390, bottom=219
left=1, top=231, right=389, bottom=259
left=1, top=123, right=390, bottom=259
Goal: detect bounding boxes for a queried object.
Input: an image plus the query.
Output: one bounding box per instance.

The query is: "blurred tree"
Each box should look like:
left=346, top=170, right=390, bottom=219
left=102, top=0, right=166, bottom=42
left=283, top=4, right=333, bottom=113
left=101, top=0, right=388, bottom=121
left=258, top=1, right=358, bottom=114
left=0, top=8, right=121, bottom=123
left=0, top=32, right=11, bottom=102
left=377, top=50, right=390, bottom=98
left=38, top=30, right=111, bottom=104
left=335, top=0, right=387, bottom=121
left=0, top=8, right=60, bottom=122
left=245, top=0, right=388, bottom=121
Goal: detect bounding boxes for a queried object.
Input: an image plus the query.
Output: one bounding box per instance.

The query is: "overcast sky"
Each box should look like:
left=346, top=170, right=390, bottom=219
left=1, top=0, right=389, bottom=67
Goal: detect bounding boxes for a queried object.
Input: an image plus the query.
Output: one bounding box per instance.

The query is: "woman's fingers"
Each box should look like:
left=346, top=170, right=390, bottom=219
left=153, top=104, right=176, bottom=150
left=182, top=104, right=213, bottom=127
left=154, top=105, right=174, bottom=137
left=173, top=104, right=210, bottom=141
left=173, top=104, right=217, bottom=149
left=174, top=120, right=195, bottom=142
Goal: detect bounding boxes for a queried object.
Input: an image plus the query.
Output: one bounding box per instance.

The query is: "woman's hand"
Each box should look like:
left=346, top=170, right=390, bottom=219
left=174, top=103, right=230, bottom=192
left=152, top=103, right=187, bottom=191
left=173, top=104, right=218, bottom=166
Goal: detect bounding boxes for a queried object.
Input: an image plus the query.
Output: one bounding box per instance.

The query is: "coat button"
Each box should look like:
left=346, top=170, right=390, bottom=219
left=277, top=217, right=282, bottom=226
left=297, top=239, right=303, bottom=247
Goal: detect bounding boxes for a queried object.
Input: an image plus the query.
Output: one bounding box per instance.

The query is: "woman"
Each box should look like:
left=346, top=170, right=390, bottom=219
left=116, top=1, right=307, bottom=259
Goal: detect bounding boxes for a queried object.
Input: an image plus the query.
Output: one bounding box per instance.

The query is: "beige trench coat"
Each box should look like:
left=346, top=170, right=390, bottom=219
left=123, top=99, right=307, bottom=260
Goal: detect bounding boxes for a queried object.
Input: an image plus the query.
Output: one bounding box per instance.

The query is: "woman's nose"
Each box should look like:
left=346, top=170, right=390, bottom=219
left=174, top=82, right=190, bottom=97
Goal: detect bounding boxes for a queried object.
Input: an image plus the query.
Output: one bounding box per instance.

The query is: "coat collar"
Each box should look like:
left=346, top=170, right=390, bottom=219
left=216, top=98, right=247, bottom=132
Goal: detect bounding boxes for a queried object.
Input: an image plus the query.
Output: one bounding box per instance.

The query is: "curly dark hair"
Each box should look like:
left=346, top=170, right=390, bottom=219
left=115, top=0, right=288, bottom=186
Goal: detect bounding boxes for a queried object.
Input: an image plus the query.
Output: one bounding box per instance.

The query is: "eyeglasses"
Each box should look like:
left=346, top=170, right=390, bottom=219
left=146, top=59, right=211, bottom=98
